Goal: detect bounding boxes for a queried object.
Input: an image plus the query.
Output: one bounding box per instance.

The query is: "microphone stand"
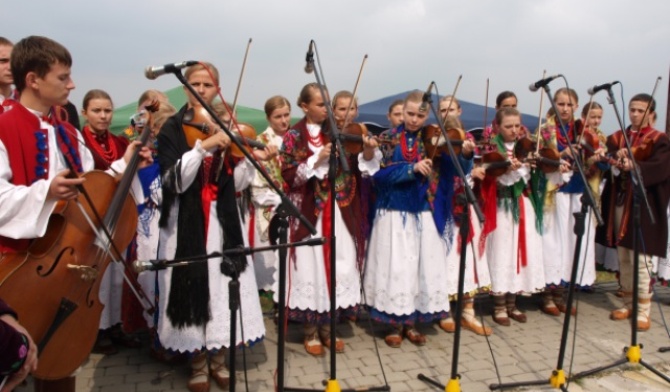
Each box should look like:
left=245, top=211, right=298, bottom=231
left=137, top=239, right=324, bottom=392
left=417, top=83, right=485, bottom=392
left=160, top=68, right=318, bottom=392
left=490, top=80, right=604, bottom=392
left=282, top=42, right=388, bottom=392
left=568, top=86, right=670, bottom=386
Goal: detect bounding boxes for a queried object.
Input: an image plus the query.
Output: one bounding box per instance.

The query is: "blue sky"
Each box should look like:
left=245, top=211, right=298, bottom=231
left=4, top=0, right=668, bottom=132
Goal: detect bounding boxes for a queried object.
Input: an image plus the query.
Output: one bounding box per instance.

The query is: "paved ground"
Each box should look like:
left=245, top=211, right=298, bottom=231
left=21, top=281, right=670, bottom=391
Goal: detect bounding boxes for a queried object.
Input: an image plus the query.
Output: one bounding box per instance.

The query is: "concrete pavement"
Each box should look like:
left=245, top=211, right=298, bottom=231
left=22, top=281, right=670, bottom=391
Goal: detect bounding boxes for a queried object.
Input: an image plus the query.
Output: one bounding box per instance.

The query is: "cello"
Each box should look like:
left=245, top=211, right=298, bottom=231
left=0, top=113, right=153, bottom=380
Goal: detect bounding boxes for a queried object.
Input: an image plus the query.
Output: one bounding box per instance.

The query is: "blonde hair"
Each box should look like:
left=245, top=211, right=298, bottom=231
left=184, top=62, right=219, bottom=85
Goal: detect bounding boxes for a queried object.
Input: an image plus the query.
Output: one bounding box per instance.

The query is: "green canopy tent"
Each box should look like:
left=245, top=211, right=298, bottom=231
left=104, top=86, right=270, bottom=136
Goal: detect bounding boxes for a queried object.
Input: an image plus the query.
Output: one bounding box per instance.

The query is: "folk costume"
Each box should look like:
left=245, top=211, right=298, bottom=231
left=279, top=117, right=380, bottom=355
left=537, top=117, right=599, bottom=315
left=440, top=149, right=493, bottom=336
left=156, top=106, right=265, bottom=389
left=251, top=126, right=286, bottom=292
left=596, top=125, right=670, bottom=329
left=364, top=123, right=455, bottom=346
left=156, top=105, right=265, bottom=349
left=0, top=99, right=129, bottom=392
left=480, top=134, right=546, bottom=325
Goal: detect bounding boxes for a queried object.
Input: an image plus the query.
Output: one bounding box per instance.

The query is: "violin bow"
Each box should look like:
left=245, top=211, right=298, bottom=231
left=637, top=76, right=662, bottom=132
left=340, top=54, right=368, bottom=131
left=483, top=77, right=490, bottom=145
left=534, top=70, right=547, bottom=154
left=428, top=74, right=463, bottom=161
left=666, top=66, right=669, bottom=135
left=213, top=38, right=254, bottom=182
left=576, top=96, right=595, bottom=146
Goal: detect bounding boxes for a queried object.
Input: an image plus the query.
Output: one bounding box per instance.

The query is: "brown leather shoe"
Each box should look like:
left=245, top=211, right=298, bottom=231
left=438, top=317, right=456, bottom=333
left=461, top=317, right=493, bottom=336
left=320, top=335, right=345, bottom=353
left=637, top=315, right=651, bottom=331
left=610, top=307, right=631, bottom=321
left=541, top=304, right=561, bottom=317
left=209, top=356, right=230, bottom=390
left=508, top=308, right=527, bottom=323
left=188, top=355, right=211, bottom=392
left=384, top=331, right=402, bottom=348
left=304, top=333, right=326, bottom=357
left=556, top=303, right=577, bottom=316
left=493, top=310, right=510, bottom=326
left=404, top=327, right=426, bottom=346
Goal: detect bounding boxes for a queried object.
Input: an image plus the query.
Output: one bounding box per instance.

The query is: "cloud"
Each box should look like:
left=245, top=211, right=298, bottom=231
left=3, top=0, right=668, bottom=132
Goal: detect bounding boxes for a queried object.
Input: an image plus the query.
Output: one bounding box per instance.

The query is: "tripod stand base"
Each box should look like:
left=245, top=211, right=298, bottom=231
left=549, top=369, right=566, bottom=388
left=418, top=373, right=461, bottom=392
left=446, top=377, right=461, bottom=392
left=627, top=344, right=641, bottom=363
left=325, top=379, right=341, bottom=392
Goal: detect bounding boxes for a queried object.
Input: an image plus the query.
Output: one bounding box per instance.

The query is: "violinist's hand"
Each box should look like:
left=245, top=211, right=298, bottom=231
left=619, top=157, right=634, bottom=172
left=471, top=166, right=486, bottom=181
left=362, top=134, right=379, bottom=160
left=559, top=160, right=572, bottom=173
left=122, top=141, right=154, bottom=168
left=462, top=139, right=476, bottom=157
left=201, top=132, right=231, bottom=152
left=253, top=145, right=278, bottom=162
left=413, top=158, right=433, bottom=176
left=316, top=143, right=332, bottom=166
left=0, top=315, right=38, bottom=392
left=616, top=148, right=629, bottom=160
left=561, top=147, right=574, bottom=159
left=362, top=134, right=379, bottom=149
left=509, top=157, right=522, bottom=171
left=48, top=170, right=84, bottom=201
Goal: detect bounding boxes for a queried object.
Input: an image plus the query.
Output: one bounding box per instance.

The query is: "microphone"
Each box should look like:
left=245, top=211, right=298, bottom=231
left=133, top=260, right=162, bottom=273
left=419, top=81, right=435, bottom=112
left=528, top=74, right=562, bottom=92
left=304, top=40, right=314, bottom=74
left=144, top=61, right=198, bottom=80
left=587, top=81, right=620, bottom=95
left=132, top=259, right=186, bottom=273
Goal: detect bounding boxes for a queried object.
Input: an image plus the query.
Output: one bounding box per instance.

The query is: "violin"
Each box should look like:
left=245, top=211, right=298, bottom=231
left=514, top=136, right=561, bottom=173
left=0, top=113, right=153, bottom=379
left=479, top=151, right=511, bottom=177
left=337, top=122, right=395, bottom=154
left=182, top=106, right=220, bottom=148
left=182, top=107, right=271, bottom=159
left=422, top=124, right=466, bottom=158
left=226, top=123, right=271, bottom=159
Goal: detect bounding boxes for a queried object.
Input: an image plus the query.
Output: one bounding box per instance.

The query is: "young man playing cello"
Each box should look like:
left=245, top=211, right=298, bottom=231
left=0, top=35, right=151, bottom=392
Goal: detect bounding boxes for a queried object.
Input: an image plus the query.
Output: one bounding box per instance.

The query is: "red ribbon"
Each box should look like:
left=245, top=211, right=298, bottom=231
left=517, top=195, right=527, bottom=273
left=201, top=183, right=218, bottom=242
left=322, top=194, right=333, bottom=297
